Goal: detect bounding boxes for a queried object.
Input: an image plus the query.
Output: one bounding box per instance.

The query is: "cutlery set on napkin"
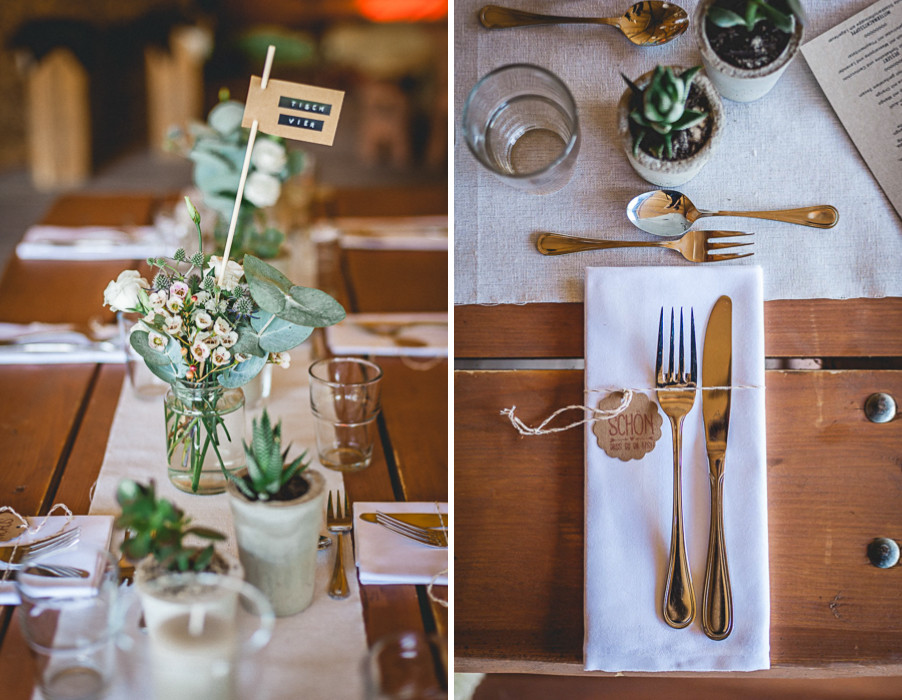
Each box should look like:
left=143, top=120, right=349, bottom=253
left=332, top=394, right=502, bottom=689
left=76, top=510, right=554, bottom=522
left=584, top=266, right=768, bottom=672
left=16, top=225, right=171, bottom=261
left=0, top=515, right=114, bottom=604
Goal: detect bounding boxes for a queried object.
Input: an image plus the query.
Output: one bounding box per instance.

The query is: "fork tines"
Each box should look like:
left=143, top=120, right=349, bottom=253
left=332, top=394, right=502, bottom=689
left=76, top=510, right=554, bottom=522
left=705, top=230, right=754, bottom=262
left=656, top=307, right=697, bottom=386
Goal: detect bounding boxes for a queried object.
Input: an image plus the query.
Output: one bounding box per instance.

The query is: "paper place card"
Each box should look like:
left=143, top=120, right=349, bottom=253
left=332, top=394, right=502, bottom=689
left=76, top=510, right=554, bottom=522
left=802, top=0, right=902, bottom=220
left=243, top=76, right=345, bottom=146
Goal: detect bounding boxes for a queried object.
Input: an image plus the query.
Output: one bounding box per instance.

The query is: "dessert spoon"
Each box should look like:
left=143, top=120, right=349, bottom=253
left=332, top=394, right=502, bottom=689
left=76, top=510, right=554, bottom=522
left=627, top=189, right=839, bottom=236
left=478, top=2, right=689, bottom=46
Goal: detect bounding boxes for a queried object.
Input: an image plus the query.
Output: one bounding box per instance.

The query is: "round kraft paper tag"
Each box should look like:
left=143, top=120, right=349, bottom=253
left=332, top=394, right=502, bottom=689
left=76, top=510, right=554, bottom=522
left=592, top=391, right=663, bottom=462
left=0, top=511, right=26, bottom=542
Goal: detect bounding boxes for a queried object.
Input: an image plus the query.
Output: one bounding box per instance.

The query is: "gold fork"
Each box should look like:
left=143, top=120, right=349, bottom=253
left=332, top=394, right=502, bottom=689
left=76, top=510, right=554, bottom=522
left=656, top=307, right=697, bottom=628
left=536, top=229, right=753, bottom=262
left=326, top=491, right=352, bottom=599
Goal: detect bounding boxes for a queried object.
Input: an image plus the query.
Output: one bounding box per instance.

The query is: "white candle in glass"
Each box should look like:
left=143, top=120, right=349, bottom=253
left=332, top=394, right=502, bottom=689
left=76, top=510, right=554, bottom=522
left=149, top=606, right=239, bottom=700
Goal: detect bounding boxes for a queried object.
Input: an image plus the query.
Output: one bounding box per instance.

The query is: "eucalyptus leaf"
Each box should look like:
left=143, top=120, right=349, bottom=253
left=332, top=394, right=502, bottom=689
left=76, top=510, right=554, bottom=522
left=244, top=255, right=345, bottom=327
left=251, top=312, right=314, bottom=352
left=218, top=354, right=267, bottom=388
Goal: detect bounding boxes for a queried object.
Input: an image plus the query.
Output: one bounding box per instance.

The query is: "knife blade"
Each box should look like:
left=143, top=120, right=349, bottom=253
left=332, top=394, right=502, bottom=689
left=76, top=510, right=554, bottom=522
left=701, top=295, right=733, bottom=641
left=359, top=512, right=448, bottom=530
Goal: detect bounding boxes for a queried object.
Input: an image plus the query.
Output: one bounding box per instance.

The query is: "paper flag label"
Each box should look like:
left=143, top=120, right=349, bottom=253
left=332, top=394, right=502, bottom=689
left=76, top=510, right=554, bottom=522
left=243, top=76, right=345, bottom=146
left=592, top=391, right=663, bottom=462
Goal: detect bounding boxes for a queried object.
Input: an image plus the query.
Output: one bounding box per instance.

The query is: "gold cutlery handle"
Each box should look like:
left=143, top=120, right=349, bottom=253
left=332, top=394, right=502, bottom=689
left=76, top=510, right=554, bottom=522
left=702, top=458, right=732, bottom=640
left=663, top=415, right=696, bottom=628
left=328, top=532, right=350, bottom=599
left=478, top=5, right=614, bottom=28
left=537, top=232, right=661, bottom=256
left=707, top=205, right=838, bottom=228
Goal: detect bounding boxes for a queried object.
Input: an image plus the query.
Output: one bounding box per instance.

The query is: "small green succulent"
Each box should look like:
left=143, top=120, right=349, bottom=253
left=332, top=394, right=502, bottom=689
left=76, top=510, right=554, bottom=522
left=231, top=409, right=310, bottom=501
left=707, top=0, right=802, bottom=34
left=622, top=65, right=708, bottom=160
left=115, top=479, right=225, bottom=572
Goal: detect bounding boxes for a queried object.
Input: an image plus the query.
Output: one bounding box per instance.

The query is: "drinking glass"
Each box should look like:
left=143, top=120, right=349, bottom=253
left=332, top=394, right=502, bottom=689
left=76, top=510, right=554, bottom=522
left=15, top=544, right=123, bottom=700
left=308, top=357, right=383, bottom=471
left=462, top=63, right=580, bottom=194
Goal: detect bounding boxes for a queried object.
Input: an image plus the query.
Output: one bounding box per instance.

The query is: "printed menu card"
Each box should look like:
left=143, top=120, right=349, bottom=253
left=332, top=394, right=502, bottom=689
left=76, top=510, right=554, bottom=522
left=802, top=1, right=902, bottom=220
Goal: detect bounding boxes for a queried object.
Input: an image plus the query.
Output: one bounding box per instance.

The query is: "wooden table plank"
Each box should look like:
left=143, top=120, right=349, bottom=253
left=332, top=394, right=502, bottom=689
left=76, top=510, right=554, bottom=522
left=0, top=365, right=98, bottom=516
left=378, top=358, right=449, bottom=503
left=41, top=193, right=156, bottom=228
left=454, top=300, right=902, bottom=359
left=344, top=250, right=448, bottom=313
left=454, top=368, right=902, bottom=673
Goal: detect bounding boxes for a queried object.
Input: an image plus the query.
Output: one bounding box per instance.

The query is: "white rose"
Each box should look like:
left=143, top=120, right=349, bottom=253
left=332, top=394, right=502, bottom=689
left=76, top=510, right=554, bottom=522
left=205, top=256, right=245, bottom=291
left=251, top=139, right=288, bottom=175
left=103, top=270, right=149, bottom=312
left=244, top=171, right=281, bottom=208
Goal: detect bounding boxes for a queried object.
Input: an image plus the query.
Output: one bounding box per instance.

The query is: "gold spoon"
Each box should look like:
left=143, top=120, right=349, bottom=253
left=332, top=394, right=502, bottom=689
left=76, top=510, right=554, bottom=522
left=627, top=189, right=839, bottom=237
left=478, top=2, right=689, bottom=46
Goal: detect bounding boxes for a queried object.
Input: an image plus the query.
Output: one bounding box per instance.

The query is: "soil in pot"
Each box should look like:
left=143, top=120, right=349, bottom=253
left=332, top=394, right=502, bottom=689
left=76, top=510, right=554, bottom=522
left=705, top=0, right=792, bottom=69
left=233, top=471, right=310, bottom=502
left=630, top=85, right=714, bottom=162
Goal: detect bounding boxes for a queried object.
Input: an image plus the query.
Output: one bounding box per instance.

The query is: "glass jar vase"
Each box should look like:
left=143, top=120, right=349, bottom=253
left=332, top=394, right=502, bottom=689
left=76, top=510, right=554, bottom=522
left=164, top=380, right=245, bottom=495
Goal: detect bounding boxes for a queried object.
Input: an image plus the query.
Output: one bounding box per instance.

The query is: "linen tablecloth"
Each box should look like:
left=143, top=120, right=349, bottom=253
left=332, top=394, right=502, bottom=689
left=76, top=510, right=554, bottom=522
left=453, top=0, right=902, bottom=303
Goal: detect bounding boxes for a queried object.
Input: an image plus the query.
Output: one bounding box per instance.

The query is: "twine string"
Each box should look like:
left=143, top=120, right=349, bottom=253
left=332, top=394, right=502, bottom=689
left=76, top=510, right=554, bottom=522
left=503, top=385, right=763, bottom=436
left=0, top=503, right=75, bottom=582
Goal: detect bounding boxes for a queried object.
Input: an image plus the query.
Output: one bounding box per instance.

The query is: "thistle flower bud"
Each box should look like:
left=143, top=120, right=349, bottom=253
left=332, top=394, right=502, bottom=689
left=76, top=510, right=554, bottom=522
left=152, top=271, right=171, bottom=290
left=174, top=248, right=187, bottom=262
left=190, top=252, right=206, bottom=268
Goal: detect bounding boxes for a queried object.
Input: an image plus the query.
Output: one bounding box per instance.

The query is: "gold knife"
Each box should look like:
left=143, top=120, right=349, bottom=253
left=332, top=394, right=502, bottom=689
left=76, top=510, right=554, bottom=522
left=359, top=512, right=448, bottom=529
left=701, top=295, right=733, bottom=640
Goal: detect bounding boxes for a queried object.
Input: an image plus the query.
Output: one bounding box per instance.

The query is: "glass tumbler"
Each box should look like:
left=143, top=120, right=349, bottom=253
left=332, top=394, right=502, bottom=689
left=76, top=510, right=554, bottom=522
left=462, top=63, right=581, bottom=194
left=15, top=543, right=123, bottom=700
left=308, top=357, right=383, bottom=471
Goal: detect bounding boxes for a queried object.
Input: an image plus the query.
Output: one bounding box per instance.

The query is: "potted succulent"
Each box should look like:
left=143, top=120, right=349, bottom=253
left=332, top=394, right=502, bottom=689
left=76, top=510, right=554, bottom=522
left=226, top=409, right=326, bottom=616
left=694, top=0, right=805, bottom=102
left=115, top=479, right=242, bottom=630
left=618, top=65, right=723, bottom=188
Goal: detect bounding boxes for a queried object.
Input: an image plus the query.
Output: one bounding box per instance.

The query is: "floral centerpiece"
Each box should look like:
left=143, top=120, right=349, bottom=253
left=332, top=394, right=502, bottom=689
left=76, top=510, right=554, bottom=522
left=104, top=198, right=345, bottom=494
left=169, top=91, right=307, bottom=259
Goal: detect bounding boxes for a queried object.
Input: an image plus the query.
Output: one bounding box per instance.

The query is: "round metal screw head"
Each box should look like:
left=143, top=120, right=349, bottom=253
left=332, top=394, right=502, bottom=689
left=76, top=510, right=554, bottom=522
left=867, top=538, right=900, bottom=569
left=864, top=393, right=896, bottom=423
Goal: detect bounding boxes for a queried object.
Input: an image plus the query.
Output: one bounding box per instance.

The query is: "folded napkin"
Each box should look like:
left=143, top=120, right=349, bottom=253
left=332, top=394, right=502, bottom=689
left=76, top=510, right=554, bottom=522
left=311, top=217, right=448, bottom=251
left=325, top=313, right=448, bottom=357
left=0, top=515, right=114, bottom=604
left=353, top=502, right=448, bottom=585
left=16, top=225, right=168, bottom=261
left=583, top=266, right=768, bottom=672
left=0, top=322, right=125, bottom=365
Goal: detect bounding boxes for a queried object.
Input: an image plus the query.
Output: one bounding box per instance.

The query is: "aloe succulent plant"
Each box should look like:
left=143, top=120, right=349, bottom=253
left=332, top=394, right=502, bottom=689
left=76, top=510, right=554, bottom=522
left=622, top=65, right=708, bottom=160
left=116, top=479, right=225, bottom=572
left=231, top=409, right=310, bottom=501
left=706, top=0, right=802, bottom=34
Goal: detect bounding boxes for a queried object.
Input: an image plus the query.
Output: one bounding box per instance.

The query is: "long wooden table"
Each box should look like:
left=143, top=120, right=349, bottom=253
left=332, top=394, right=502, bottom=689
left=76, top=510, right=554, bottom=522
left=0, top=191, right=448, bottom=697
left=455, top=301, right=902, bottom=694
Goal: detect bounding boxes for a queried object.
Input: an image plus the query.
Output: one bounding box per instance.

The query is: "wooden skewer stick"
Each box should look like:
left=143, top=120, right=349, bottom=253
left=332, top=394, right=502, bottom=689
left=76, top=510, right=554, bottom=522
left=218, top=44, right=276, bottom=287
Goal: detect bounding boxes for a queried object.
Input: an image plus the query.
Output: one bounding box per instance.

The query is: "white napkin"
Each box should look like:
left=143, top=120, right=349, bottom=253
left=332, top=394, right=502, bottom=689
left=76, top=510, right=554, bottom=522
left=311, top=216, right=448, bottom=251
left=325, top=313, right=448, bottom=357
left=353, top=501, right=448, bottom=585
left=0, top=322, right=125, bottom=365
left=583, top=266, right=769, bottom=672
left=16, top=225, right=168, bottom=261
left=0, top=515, right=114, bottom=604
